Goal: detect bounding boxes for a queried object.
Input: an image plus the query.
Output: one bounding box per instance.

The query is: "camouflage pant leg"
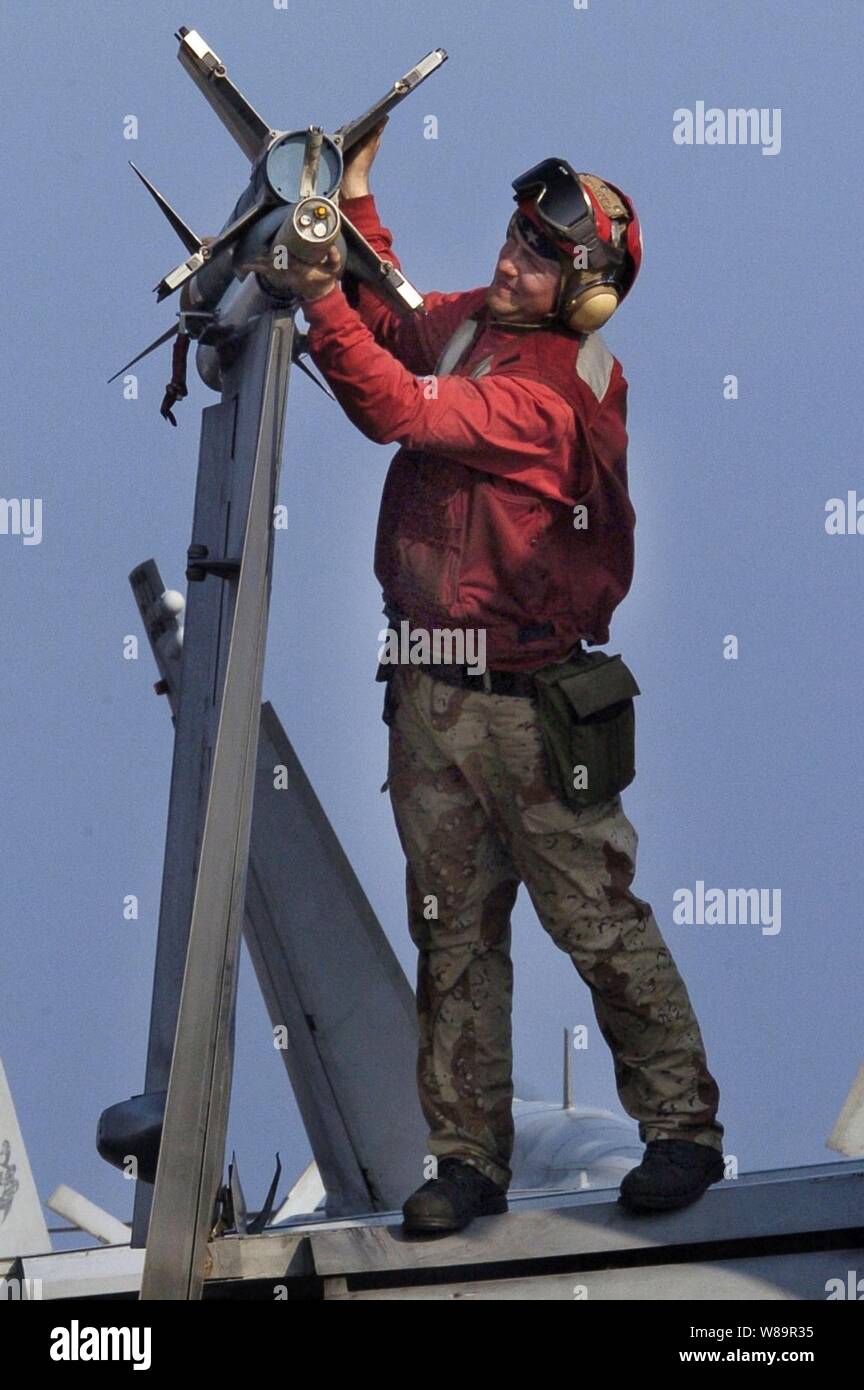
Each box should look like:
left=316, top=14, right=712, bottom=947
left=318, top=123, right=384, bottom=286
left=460, top=681, right=725, bottom=1155
left=386, top=668, right=520, bottom=1190
left=387, top=666, right=724, bottom=1173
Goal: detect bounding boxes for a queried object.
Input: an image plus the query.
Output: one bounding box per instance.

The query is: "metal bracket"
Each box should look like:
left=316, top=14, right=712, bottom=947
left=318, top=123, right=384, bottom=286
left=186, top=544, right=241, bottom=582
left=178, top=310, right=216, bottom=340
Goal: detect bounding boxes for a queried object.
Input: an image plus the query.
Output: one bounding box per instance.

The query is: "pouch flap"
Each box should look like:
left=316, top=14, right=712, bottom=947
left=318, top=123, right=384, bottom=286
left=556, top=655, right=640, bottom=717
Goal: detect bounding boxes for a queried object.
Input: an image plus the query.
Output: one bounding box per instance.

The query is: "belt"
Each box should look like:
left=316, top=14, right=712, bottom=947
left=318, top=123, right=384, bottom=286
left=416, top=663, right=539, bottom=698
left=414, top=639, right=586, bottom=697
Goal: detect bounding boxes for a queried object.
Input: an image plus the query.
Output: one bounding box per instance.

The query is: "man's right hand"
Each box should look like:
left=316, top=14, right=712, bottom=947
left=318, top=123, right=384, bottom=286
left=340, top=117, right=387, bottom=200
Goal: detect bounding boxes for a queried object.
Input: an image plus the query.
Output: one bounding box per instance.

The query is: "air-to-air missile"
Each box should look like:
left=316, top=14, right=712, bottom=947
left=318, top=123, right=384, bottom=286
left=109, top=27, right=447, bottom=406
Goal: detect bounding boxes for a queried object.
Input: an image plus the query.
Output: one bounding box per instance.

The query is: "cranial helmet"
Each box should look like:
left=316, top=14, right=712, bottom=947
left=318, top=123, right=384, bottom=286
left=510, top=158, right=642, bottom=332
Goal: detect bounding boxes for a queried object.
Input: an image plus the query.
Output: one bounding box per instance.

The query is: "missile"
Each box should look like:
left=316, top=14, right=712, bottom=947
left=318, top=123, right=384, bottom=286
left=110, top=30, right=449, bottom=396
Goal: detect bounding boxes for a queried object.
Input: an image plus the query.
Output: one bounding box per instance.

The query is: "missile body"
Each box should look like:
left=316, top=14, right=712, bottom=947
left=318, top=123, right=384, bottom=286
left=182, top=131, right=345, bottom=391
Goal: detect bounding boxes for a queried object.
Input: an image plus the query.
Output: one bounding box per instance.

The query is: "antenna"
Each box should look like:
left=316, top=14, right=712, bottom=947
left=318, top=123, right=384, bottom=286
left=563, top=1026, right=574, bottom=1110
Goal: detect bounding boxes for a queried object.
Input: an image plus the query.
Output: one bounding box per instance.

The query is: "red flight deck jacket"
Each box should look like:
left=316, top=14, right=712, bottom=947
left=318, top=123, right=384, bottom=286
left=302, top=194, right=636, bottom=672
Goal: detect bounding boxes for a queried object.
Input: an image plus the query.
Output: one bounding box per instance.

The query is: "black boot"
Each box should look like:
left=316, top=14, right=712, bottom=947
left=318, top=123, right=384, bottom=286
left=402, top=1157, right=509, bottom=1234
left=618, top=1138, right=725, bottom=1213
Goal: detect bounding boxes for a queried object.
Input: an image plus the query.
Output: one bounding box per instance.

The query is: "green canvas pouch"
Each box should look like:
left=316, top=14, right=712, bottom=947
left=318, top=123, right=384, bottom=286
left=532, top=650, right=641, bottom=810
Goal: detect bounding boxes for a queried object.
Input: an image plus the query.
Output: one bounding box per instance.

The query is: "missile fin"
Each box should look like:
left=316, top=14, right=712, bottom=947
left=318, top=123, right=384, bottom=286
left=291, top=332, right=335, bottom=399
left=175, top=27, right=273, bottom=164
left=154, top=202, right=263, bottom=302
left=129, top=162, right=202, bottom=254
left=291, top=351, right=335, bottom=401
left=108, top=323, right=179, bottom=384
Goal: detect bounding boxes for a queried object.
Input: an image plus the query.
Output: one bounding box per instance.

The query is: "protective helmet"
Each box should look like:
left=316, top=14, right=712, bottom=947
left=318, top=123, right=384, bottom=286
left=510, top=158, right=642, bottom=332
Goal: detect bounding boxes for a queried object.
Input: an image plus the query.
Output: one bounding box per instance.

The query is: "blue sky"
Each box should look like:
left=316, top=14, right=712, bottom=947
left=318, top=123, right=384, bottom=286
left=1, top=0, right=862, bottom=1235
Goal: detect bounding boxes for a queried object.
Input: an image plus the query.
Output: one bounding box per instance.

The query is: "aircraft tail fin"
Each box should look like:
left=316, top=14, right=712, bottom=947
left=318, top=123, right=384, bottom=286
left=0, top=1058, right=52, bottom=1258
left=242, top=703, right=428, bottom=1215
left=827, top=1061, right=864, bottom=1157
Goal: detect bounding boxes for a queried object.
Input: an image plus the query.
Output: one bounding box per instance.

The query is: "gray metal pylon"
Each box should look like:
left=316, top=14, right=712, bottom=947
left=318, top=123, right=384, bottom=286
left=138, top=310, right=294, bottom=1299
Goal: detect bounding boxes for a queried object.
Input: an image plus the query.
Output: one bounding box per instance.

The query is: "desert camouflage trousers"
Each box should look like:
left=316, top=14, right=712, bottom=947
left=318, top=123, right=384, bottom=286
left=384, top=665, right=724, bottom=1191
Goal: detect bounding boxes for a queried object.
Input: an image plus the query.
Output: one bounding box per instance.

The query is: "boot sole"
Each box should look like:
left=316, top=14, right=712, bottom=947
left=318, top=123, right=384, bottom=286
left=402, top=1195, right=509, bottom=1234
left=618, top=1175, right=723, bottom=1213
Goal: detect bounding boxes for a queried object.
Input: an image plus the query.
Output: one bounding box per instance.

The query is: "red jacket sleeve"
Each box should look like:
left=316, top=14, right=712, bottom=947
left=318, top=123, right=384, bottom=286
left=339, top=194, right=489, bottom=376
left=303, top=284, right=581, bottom=505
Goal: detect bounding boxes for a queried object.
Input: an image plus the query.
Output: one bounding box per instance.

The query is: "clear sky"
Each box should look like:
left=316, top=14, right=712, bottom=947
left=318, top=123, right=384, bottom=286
left=2, top=0, right=862, bottom=1237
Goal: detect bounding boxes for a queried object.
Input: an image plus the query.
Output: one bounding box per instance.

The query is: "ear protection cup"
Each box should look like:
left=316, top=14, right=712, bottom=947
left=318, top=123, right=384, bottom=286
left=563, top=282, right=620, bottom=332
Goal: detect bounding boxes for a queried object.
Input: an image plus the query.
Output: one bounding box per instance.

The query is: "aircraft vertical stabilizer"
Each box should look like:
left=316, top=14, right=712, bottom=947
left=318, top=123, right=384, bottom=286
left=0, top=1058, right=51, bottom=1258
left=243, top=703, right=428, bottom=1215
left=827, top=1061, right=864, bottom=1156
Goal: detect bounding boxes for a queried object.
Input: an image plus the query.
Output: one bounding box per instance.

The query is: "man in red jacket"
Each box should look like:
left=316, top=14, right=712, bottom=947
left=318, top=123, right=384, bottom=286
left=273, top=125, right=725, bottom=1232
